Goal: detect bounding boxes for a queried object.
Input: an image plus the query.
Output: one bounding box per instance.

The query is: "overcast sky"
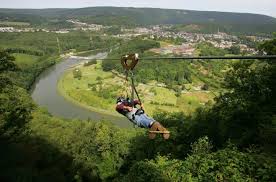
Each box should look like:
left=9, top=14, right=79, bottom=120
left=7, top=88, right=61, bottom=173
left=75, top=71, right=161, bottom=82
left=1, top=0, right=276, bottom=17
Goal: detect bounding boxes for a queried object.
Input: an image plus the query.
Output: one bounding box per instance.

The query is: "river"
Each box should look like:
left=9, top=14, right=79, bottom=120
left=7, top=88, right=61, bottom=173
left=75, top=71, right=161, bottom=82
left=31, top=52, right=131, bottom=128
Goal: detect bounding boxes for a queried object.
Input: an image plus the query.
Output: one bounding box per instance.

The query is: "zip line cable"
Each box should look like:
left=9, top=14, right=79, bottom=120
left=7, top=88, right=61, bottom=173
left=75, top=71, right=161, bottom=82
left=83, top=55, right=276, bottom=61
left=140, top=55, right=276, bottom=60
left=92, top=54, right=276, bottom=106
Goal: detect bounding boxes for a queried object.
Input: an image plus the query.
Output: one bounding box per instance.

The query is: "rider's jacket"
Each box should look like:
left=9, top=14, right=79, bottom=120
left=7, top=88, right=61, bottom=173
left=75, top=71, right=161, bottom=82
left=116, top=99, right=142, bottom=121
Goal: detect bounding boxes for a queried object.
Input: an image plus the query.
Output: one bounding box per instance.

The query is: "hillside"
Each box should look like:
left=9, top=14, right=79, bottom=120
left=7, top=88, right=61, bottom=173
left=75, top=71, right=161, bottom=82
left=0, top=7, right=276, bottom=33
left=1, top=37, right=276, bottom=181
left=0, top=5, right=276, bottom=181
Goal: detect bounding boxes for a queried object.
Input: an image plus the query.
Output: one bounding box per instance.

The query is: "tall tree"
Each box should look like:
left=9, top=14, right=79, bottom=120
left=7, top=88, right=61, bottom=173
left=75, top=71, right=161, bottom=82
left=0, top=51, right=34, bottom=137
left=0, top=51, right=17, bottom=73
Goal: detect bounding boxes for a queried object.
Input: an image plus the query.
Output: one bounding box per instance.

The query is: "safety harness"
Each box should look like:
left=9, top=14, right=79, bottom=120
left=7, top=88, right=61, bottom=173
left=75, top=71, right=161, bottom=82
left=120, top=53, right=142, bottom=106
left=120, top=53, right=144, bottom=126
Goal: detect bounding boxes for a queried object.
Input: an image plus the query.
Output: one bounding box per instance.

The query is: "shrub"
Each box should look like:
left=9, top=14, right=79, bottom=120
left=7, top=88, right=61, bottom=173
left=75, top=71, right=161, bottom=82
left=73, top=69, right=82, bottom=80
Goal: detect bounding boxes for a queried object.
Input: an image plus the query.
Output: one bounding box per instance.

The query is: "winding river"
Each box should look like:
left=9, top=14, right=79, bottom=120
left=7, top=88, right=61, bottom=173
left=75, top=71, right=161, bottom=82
left=31, top=53, right=131, bottom=128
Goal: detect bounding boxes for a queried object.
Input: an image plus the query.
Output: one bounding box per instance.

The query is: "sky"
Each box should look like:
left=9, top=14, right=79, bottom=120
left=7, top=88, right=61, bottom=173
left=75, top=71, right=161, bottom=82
left=1, top=0, right=276, bottom=18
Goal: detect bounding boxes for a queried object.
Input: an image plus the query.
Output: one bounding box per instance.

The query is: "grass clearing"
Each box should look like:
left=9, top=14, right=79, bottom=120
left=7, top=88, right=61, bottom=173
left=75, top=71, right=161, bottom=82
left=159, top=41, right=172, bottom=47
left=177, top=92, right=213, bottom=113
left=152, top=87, right=177, bottom=105
left=13, top=53, right=40, bottom=69
left=74, top=50, right=101, bottom=57
left=0, top=21, right=30, bottom=26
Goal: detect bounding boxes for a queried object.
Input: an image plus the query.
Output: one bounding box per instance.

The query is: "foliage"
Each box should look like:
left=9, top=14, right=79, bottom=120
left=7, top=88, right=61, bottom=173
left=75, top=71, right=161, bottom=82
left=201, top=83, right=209, bottom=90
left=259, top=38, right=276, bottom=55
left=0, top=31, right=120, bottom=89
left=187, top=61, right=276, bottom=149
left=28, top=109, right=137, bottom=181
left=0, top=51, right=34, bottom=137
left=154, top=36, right=187, bottom=45
left=104, top=38, right=160, bottom=61
left=120, top=137, right=276, bottom=182
left=104, top=26, right=122, bottom=35
left=197, top=42, right=228, bottom=56
left=6, top=47, right=44, bottom=56
left=73, top=68, right=82, bottom=80
left=0, top=85, right=34, bottom=137
left=0, top=32, right=120, bottom=55
left=102, top=39, right=229, bottom=89
left=84, top=60, right=97, bottom=67
left=1, top=31, right=276, bottom=181
left=238, top=35, right=258, bottom=49
left=227, top=45, right=241, bottom=55
left=0, top=50, right=17, bottom=73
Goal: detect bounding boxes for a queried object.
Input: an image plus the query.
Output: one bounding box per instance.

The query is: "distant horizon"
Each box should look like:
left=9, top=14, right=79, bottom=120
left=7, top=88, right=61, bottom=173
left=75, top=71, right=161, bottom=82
left=0, top=6, right=275, bottom=19
left=1, top=0, right=276, bottom=18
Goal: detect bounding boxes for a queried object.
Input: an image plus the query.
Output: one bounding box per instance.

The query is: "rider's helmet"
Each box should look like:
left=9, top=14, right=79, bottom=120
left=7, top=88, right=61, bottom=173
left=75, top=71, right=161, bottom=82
left=116, top=96, right=125, bottom=103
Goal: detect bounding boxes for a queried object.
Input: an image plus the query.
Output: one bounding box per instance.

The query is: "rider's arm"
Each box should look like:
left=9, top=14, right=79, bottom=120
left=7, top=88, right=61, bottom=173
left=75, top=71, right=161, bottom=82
left=133, top=99, right=141, bottom=105
left=124, top=106, right=133, bottom=111
left=116, top=103, right=132, bottom=112
left=133, top=99, right=144, bottom=109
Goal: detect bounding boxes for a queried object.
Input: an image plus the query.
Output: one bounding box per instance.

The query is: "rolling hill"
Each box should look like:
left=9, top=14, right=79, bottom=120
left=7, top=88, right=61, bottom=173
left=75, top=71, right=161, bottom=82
left=0, top=7, right=276, bottom=34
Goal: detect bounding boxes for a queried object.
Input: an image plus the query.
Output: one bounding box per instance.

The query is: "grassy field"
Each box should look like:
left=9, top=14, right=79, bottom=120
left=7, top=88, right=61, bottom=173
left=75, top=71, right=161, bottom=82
left=159, top=41, right=172, bottom=47
left=74, top=49, right=102, bottom=57
left=12, top=53, right=41, bottom=69
left=58, top=61, right=215, bottom=117
left=0, top=21, right=30, bottom=26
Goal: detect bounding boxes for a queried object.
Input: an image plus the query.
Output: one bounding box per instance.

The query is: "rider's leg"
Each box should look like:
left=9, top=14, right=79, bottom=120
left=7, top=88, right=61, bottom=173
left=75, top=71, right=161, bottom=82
left=149, top=121, right=170, bottom=140
left=135, top=114, right=155, bottom=128
left=135, top=114, right=170, bottom=139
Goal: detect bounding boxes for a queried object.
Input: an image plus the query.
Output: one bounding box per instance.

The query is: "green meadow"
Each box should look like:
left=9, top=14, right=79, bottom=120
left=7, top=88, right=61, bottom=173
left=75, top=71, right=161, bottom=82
left=0, top=21, right=30, bottom=26
left=12, top=53, right=40, bottom=69
left=58, top=61, right=215, bottom=116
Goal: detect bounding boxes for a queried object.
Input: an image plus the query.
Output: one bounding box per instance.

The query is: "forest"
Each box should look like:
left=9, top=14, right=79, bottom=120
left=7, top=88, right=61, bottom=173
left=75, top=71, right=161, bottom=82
left=1, top=7, right=276, bottom=34
left=0, top=29, right=275, bottom=182
left=0, top=31, right=121, bottom=89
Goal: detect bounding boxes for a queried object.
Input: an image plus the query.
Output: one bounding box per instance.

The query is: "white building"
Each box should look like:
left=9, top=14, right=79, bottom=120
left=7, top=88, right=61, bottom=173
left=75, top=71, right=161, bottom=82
left=0, top=27, right=14, bottom=32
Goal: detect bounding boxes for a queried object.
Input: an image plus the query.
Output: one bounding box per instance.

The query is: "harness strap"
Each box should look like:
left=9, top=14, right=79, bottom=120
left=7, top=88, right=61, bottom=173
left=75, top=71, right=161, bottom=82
left=128, top=70, right=142, bottom=108
left=121, top=54, right=142, bottom=106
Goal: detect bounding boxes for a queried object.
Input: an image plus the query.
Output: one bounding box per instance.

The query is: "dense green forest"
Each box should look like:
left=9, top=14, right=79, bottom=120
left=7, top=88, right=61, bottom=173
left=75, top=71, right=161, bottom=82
left=0, top=31, right=120, bottom=89
left=0, top=32, right=275, bottom=181
left=1, top=7, right=276, bottom=34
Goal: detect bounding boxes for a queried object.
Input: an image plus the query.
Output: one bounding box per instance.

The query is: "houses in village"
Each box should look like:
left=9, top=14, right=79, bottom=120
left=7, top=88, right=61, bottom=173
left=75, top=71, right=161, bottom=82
left=150, top=43, right=196, bottom=56
left=0, top=19, right=269, bottom=54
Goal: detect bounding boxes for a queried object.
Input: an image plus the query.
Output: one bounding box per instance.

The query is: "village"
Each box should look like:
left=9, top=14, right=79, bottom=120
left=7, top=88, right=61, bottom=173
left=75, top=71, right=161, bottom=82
left=0, top=19, right=270, bottom=55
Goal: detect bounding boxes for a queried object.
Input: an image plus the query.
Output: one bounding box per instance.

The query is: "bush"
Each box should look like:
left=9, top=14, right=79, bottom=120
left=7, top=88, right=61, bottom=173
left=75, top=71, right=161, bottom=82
left=201, top=84, right=209, bottom=90
left=119, top=137, right=276, bottom=182
left=73, top=68, right=82, bottom=80
left=83, top=60, right=97, bottom=67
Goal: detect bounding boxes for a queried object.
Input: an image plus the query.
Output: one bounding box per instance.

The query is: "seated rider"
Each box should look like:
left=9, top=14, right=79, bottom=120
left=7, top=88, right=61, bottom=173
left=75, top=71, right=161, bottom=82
left=116, top=97, right=154, bottom=128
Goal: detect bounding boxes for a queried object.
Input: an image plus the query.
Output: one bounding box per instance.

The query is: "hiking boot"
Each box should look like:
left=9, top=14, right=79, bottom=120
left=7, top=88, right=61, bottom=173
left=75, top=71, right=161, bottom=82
left=148, top=122, right=170, bottom=140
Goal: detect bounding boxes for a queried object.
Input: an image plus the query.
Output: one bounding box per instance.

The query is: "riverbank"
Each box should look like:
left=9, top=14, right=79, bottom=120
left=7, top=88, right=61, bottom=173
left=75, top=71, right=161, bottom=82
left=28, top=49, right=103, bottom=92
left=57, top=68, right=124, bottom=118
left=31, top=53, right=131, bottom=127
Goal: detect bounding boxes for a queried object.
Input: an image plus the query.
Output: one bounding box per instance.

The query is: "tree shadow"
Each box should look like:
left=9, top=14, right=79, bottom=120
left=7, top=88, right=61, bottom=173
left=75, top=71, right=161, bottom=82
left=0, top=135, right=86, bottom=182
